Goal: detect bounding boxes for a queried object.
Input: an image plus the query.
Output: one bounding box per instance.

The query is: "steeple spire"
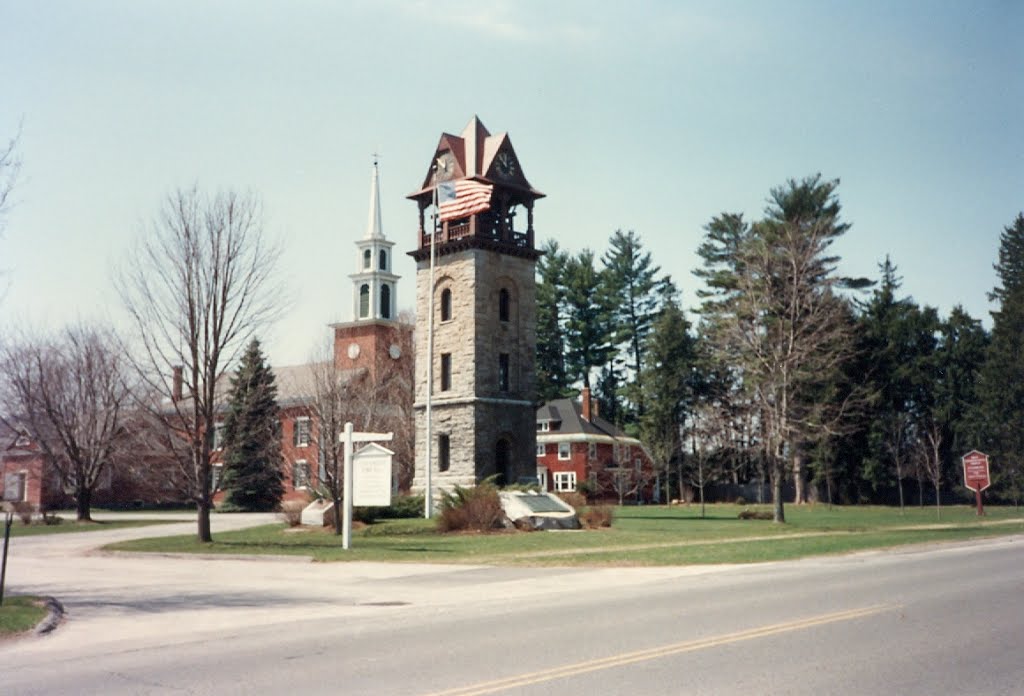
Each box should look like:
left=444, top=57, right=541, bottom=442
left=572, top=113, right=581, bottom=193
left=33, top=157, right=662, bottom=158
left=365, top=155, right=384, bottom=240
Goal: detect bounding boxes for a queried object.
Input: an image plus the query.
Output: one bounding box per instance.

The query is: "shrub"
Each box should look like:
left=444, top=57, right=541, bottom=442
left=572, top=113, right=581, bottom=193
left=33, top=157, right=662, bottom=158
left=41, top=512, right=63, bottom=526
left=556, top=491, right=587, bottom=510
left=278, top=500, right=305, bottom=527
left=579, top=505, right=614, bottom=529
left=738, top=509, right=773, bottom=520
left=437, top=480, right=505, bottom=533
left=734, top=496, right=748, bottom=506
left=13, top=501, right=35, bottom=525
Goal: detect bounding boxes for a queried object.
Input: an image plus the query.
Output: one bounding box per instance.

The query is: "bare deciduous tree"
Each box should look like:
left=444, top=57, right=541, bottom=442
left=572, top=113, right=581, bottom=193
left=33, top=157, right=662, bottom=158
left=0, top=125, right=20, bottom=238
left=301, top=321, right=415, bottom=534
left=0, top=324, right=133, bottom=520
left=117, top=187, right=282, bottom=542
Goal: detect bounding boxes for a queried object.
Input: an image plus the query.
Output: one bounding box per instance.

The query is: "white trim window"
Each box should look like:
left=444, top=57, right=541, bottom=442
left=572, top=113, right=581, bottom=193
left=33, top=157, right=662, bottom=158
left=536, top=443, right=546, bottom=457
left=294, top=417, right=311, bottom=447
left=588, top=442, right=597, bottom=461
left=211, top=464, right=224, bottom=491
left=293, top=459, right=310, bottom=489
left=212, top=422, right=225, bottom=451
left=554, top=471, right=577, bottom=492
left=557, top=442, right=571, bottom=460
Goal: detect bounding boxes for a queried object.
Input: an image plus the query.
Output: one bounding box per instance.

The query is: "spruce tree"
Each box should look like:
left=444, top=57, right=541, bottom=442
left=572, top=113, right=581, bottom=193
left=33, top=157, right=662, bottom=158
left=220, top=338, right=285, bottom=511
left=535, top=239, right=572, bottom=403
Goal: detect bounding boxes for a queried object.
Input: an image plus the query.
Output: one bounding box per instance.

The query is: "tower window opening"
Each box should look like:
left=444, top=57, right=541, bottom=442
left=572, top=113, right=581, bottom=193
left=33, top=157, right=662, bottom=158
left=363, top=249, right=371, bottom=269
left=498, top=353, right=510, bottom=392
left=359, top=284, right=370, bottom=318
left=440, top=288, right=452, bottom=322
left=499, top=288, right=510, bottom=322
left=438, top=434, right=450, bottom=472
left=379, top=249, right=387, bottom=270
left=381, top=284, right=391, bottom=319
left=440, top=353, right=452, bottom=392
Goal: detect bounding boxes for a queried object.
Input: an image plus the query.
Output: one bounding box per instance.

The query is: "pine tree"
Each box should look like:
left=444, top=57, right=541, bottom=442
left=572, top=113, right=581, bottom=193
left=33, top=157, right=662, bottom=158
left=602, top=230, right=665, bottom=420
left=220, top=339, right=284, bottom=511
left=535, top=239, right=572, bottom=403
left=974, top=213, right=1024, bottom=504
left=562, top=249, right=615, bottom=391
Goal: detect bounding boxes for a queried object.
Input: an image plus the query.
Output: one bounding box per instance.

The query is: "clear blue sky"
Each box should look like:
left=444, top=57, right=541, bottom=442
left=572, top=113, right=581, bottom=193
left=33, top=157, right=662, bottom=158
left=2, top=1, right=1021, bottom=366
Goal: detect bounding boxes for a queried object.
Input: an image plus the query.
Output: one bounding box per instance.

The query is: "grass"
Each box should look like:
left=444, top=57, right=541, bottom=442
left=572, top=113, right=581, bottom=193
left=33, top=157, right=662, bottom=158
left=0, top=596, right=49, bottom=637
left=104, top=503, right=1024, bottom=566
left=5, top=518, right=179, bottom=537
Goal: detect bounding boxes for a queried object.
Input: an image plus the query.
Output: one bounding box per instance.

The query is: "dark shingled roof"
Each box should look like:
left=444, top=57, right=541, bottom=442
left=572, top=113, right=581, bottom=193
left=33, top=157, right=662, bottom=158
left=535, top=398, right=629, bottom=439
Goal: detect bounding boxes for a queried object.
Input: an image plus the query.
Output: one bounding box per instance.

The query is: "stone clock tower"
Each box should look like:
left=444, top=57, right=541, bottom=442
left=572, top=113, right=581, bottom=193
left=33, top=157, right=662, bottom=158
left=408, top=117, right=543, bottom=493
left=331, top=159, right=407, bottom=380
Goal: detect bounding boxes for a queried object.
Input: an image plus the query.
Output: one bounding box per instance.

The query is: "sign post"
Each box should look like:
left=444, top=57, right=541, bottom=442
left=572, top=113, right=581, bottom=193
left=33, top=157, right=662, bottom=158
left=961, top=450, right=991, bottom=516
left=341, top=423, right=393, bottom=550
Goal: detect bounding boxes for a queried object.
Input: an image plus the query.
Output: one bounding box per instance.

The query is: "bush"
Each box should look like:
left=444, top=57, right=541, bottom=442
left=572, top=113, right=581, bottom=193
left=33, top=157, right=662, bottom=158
left=41, top=512, right=63, bottom=526
left=579, top=505, right=614, bottom=529
left=734, top=496, right=748, bottom=506
left=13, top=501, right=35, bottom=525
left=437, top=480, right=505, bottom=533
left=556, top=491, right=588, bottom=510
left=355, top=494, right=426, bottom=524
left=738, top=509, right=773, bottom=520
left=278, top=500, right=305, bottom=527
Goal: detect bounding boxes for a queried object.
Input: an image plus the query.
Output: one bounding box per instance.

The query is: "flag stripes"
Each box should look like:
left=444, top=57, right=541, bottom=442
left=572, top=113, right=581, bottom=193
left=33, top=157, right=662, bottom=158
left=438, top=180, right=493, bottom=222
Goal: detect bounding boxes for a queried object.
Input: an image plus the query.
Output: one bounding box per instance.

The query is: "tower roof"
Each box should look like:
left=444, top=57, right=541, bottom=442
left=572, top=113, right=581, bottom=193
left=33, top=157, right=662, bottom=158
left=364, top=157, right=384, bottom=240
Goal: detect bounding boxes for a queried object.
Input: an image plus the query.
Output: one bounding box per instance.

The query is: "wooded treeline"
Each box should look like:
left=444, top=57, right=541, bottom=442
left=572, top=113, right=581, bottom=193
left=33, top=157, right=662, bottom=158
left=537, top=174, right=1024, bottom=520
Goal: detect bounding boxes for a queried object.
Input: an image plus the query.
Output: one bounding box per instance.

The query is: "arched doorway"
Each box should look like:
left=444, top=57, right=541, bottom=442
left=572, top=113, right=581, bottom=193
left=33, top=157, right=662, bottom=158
left=495, top=437, right=512, bottom=486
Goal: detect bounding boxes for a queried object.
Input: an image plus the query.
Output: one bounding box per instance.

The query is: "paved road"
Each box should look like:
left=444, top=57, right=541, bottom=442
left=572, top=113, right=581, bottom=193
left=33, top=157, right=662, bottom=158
left=3, top=515, right=1023, bottom=695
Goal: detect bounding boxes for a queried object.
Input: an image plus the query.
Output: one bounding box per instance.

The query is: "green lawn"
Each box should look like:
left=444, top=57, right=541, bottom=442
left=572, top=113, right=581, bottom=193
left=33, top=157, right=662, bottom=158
left=105, top=503, right=1024, bottom=566
left=0, top=596, right=48, bottom=637
left=5, top=518, right=179, bottom=537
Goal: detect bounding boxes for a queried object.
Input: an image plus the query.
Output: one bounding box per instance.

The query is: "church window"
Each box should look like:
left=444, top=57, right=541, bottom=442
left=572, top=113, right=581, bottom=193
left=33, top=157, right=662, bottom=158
left=363, top=249, right=371, bottom=269
left=499, top=288, right=510, bottom=322
left=381, top=284, right=392, bottom=319
left=440, top=288, right=452, bottom=321
left=440, top=353, right=452, bottom=391
left=498, top=353, right=509, bottom=392
left=438, top=434, right=450, bottom=472
left=359, top=284, right=370, bottom=318
left=379, top=249, right=387, bottom=270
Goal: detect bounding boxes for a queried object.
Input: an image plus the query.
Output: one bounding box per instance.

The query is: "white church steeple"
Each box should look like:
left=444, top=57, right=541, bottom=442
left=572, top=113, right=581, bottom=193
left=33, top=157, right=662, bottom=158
left=350, top=157, right=398, bottom=321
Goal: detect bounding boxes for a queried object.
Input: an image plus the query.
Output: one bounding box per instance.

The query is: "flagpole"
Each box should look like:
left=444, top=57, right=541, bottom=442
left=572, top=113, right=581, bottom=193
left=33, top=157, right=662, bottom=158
left=424, top=164, right=438, bottom=519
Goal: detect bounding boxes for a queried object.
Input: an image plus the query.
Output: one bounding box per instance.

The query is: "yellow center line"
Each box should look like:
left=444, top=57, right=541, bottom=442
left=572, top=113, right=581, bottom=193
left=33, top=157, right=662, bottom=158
left=423, top=604, right=896, bottom=696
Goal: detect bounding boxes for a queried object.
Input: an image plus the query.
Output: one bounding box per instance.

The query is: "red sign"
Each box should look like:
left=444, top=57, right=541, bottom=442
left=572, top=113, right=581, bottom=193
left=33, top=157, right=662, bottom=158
left=962, top=450, right=991, bottom=492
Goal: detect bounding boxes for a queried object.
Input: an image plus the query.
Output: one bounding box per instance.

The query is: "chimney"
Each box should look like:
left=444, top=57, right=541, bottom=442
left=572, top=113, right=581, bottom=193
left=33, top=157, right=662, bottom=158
left=581, top=387, right=591, bottom=422
left=172, top=366, right=183, bottom=403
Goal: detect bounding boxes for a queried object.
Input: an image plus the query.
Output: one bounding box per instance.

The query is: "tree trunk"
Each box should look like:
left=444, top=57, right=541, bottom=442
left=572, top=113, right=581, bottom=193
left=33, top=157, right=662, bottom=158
left=197, top=499, right=212, bottom=542
left=76, top=486, right=93, bottom=522
left=772, top=460, right=786, bottom=523
left=792, top=452, right=806, bottom=504
left=332, top=494, right=343, bottom=535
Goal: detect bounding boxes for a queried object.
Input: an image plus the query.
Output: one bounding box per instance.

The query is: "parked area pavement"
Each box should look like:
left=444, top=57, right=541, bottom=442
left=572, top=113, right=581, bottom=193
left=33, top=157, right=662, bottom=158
left=3, top=511, right=734, bottom=660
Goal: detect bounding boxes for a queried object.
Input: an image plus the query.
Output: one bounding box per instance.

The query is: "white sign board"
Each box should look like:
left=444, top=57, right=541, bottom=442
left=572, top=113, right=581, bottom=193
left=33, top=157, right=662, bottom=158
left=352, top=443, right=394, bottom=507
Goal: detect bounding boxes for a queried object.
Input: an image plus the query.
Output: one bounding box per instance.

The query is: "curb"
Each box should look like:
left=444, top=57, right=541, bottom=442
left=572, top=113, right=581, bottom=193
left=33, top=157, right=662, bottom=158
left=35, top=596, right=64, bottom=635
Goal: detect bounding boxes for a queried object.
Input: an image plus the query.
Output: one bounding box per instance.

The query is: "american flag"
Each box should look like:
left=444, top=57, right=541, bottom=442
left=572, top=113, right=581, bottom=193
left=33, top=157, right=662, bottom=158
left=438, top=179, right=493, bottom=222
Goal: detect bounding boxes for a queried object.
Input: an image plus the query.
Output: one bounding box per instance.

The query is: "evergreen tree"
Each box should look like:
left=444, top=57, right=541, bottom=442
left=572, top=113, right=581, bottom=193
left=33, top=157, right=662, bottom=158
left=974, top=213, right=1024, bottom=503
left=562, top=249, right=615, bottom=391
left=602, top=229, right=665, bottom=420
left=535, top=239, right=572, bottom=403
left=220, top=339, right=284, bottom=511
left=640, top=294, right=696, bottom=502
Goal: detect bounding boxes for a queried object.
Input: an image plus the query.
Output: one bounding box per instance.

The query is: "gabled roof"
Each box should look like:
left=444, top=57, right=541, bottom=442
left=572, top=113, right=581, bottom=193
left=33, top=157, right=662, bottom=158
left=409, top=116, right=544, bottom=200
left=535, top=398, right=632, bottom=440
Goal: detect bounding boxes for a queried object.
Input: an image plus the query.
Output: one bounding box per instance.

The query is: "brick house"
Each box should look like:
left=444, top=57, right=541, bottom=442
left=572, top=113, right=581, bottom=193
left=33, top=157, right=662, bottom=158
left=535, top=388, right=657, bottom=503
left=1, top=429, right=51, bottom=508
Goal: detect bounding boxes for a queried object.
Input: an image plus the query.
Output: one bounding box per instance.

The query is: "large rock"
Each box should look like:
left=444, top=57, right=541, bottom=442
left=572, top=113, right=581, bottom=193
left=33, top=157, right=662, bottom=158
left=499, top=490, right=580, bottom=530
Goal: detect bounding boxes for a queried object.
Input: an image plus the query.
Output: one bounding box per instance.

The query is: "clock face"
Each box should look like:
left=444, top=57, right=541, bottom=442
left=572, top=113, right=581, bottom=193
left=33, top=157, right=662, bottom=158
left=347, top=343, right=361, bottom=360
left=388, top=344, right=402, bottom=360
left=495, top=151, right=516, bottom=178
left=435, top=151, right=456, bottom=181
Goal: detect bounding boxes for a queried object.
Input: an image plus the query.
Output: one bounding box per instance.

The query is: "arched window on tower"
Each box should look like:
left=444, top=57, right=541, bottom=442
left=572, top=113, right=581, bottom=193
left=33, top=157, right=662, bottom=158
left=440, top=288, right=452, bottom=321
left=499, top=288, right=510, bottom=322
left=380, top=284, right=391, bottom=319
left=379, top=249, right=388, bottom=271
left=363, top=249, right=371, bottom=270
left=359, top=284, right=370, bottom=318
